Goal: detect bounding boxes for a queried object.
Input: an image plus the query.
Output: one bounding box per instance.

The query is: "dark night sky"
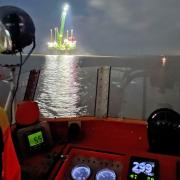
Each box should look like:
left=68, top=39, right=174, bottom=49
left=1, top=0, right=180, bottom=56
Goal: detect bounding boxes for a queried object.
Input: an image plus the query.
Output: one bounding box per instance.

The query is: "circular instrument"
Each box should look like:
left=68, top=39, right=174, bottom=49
left=71, top=164, right=91, bottom=180
left=96, top=168, right=116, bottom=180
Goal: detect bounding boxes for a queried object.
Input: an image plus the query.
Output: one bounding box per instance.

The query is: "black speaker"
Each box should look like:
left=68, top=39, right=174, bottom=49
left=0, top=6, right=35, bottom=54
left=148, top=108, right=180, bottom=155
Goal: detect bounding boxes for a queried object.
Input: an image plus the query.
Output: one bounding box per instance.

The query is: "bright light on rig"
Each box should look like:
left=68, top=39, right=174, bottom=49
left=161, top=55, right=167, bottom=67
left=63, top=3, right=69, bottom=12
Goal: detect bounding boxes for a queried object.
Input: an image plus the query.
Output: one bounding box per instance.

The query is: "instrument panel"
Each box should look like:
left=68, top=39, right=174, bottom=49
left=56, top=148, right=180, bottom=180
left=69, top=156, right=122, bottom=179
left=55, top=149, right=125, bottom=180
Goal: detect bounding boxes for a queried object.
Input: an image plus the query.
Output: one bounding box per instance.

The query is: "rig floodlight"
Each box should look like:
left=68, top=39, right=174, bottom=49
left=63, top=3, right=69, bottom=13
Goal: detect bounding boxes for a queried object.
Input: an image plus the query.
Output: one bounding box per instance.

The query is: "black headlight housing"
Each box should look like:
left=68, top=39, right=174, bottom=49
left=0, top=6, right=35, bottom=54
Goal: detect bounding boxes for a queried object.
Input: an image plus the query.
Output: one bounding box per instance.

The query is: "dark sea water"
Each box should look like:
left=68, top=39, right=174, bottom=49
left=1, top=54, right=180, bottom=119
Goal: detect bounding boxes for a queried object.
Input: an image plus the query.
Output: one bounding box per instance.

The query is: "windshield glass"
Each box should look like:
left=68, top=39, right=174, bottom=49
left=1, top=55, right=180, bottom=120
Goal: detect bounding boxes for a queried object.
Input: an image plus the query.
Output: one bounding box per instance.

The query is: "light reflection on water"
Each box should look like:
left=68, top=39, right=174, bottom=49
left=36, top=55, right=86, bottom=117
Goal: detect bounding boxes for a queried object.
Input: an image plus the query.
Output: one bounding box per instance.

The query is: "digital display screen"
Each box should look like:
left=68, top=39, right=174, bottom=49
left=27, top=131, right=44, bottom=147
left=128, top=156, right=159, bottom=180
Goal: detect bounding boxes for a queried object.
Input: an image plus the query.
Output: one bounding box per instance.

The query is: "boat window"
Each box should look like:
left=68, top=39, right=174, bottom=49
left=1, top=55, right=180, bottom=120
left=109, top=57, right=180, bottom=119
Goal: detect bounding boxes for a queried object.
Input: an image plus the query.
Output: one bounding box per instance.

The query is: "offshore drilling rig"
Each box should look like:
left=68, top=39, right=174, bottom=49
left=47, top=3, right=77, bottom=53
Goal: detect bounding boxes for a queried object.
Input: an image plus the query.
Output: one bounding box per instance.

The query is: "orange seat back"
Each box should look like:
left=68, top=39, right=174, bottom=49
left=16, top=101, right=40, bottom=126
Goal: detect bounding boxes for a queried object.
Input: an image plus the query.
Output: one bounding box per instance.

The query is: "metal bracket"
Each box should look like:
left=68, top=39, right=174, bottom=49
left=95, top=66, right=111, bottom=118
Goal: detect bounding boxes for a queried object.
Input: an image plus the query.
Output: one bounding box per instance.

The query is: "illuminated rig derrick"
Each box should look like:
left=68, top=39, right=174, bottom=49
left=47, top=3, right=77, bottom=52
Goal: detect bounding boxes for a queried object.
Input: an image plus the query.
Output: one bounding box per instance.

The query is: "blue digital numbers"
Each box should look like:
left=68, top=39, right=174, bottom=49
left=128, top=157, right=159, bottom=180
left=132, top=161, right=154, bottom=176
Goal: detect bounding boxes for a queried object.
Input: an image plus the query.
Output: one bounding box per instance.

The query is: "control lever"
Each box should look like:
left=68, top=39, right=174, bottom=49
left=47, top=153, right=69, bottom=180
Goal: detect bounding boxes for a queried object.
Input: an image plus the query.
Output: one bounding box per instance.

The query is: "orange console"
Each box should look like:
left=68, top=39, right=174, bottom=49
left=52, top=143, right=179, bottom=180
left=11, top=117, right=180, bottom=180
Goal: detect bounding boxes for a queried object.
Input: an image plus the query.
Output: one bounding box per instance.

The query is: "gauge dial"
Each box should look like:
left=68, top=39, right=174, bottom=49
left=71, top=164, right=91, bottom=180
left=96, top=168, right=116, bottom=180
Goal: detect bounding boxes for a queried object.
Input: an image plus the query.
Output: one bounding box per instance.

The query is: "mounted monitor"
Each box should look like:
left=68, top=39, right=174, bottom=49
left=127, top=156, right=159, bottom=180
left=16, top=121, right=53, bottom=157
left=26, top=128, right=45, bottom=151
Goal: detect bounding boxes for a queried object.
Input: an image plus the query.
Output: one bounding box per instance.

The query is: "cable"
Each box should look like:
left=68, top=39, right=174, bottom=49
left=9, top=39, right=36, bottom=125
left=22, top=38, right=36, bottom=66
left=9, top=52, right=23, bottom=126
